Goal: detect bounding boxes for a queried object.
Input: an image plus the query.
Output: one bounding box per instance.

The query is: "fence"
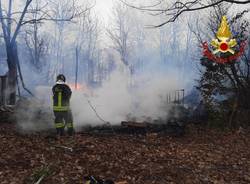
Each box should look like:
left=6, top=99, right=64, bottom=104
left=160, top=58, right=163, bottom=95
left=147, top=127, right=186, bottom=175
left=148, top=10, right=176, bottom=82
left=166, top=89, right=185, bottom=105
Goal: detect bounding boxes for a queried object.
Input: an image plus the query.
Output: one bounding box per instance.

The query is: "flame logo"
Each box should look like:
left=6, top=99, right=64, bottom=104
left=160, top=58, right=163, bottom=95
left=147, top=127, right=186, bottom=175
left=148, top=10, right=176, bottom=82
left=210, top=16, right=237, bottom=54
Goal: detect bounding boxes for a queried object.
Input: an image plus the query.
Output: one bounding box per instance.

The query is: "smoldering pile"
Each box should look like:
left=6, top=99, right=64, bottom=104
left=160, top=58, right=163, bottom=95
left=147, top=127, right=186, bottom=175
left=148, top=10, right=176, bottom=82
left=15, top=97, right=54, bottom=133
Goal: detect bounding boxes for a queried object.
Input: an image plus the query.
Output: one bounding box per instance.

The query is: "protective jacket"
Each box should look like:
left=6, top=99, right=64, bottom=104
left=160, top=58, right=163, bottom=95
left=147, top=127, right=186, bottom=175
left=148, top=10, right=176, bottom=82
left=52, top=81, right=72, bottom=111
left=52, top=80, right=74, bottom=136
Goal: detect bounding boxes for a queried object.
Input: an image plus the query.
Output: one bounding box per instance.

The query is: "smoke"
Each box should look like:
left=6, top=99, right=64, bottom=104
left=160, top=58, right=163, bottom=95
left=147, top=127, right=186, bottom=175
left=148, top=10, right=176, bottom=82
left=71, top=69, right=184, bottom=128
left=71, top=71, right=132, bottom=126
left=15, top=66, right=188, bottom=132
left=15, top=86, right=54, bottom=132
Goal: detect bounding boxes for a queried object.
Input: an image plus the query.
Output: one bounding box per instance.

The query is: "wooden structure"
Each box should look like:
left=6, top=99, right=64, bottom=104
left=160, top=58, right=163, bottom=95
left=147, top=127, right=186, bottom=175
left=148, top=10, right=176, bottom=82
left=0, top=75, right=9, bottom=107
left=166, top=89, right=185, bottom=105
left=0, top=74, right=15, bottom=115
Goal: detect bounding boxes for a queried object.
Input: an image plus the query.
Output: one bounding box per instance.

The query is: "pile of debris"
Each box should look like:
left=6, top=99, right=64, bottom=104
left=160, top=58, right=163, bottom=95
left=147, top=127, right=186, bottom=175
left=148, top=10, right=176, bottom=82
left=14, top=97, right=54, bottom=132
left=81, top=103, right=191, bottom=136
left=0, top=105, right=14, bottom=123
left=82, top=119, right=186, bottom=137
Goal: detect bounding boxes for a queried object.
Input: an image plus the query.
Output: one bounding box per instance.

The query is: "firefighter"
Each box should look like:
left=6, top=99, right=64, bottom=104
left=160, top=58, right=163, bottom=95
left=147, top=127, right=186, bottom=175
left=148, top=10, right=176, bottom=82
left=52, top=74, right=74, bottom=136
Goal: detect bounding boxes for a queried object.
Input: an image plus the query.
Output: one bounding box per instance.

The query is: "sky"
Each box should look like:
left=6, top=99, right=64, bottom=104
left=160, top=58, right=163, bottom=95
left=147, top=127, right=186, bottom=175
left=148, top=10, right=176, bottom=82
left=94, top=0, right=114, bottom=24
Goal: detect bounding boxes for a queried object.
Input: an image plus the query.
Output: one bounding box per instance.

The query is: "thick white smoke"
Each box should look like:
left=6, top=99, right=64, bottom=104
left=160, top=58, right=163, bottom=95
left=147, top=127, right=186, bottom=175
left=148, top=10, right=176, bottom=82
left=71, top=71, right=133, bottom=127
left=16, top=67, right=189, bottom=132
left=71, top=69, right=182, bottom=128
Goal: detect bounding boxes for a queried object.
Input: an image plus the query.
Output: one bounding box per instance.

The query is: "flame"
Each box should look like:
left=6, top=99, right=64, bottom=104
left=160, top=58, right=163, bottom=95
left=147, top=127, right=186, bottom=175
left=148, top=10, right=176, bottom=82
left=68, top=83, right=86, bottom=91
left=67, top=82, right=93, bottom=96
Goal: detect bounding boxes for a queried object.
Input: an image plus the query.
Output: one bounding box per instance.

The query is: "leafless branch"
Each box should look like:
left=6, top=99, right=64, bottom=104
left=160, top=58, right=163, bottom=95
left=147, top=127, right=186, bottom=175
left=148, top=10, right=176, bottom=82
left=11, top=0, right=33, bottom=44
left=120, top=0, right=250, bottom=27
left=0, top=0, right=10, bottom=43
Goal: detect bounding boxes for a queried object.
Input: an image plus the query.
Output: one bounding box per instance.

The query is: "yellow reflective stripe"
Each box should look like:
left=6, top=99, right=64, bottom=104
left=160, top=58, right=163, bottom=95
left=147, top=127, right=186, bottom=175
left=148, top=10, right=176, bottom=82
left=55, top=123, right=65, bottom=128
left=67, top=123, right=73, bottom=128
left=58, top=92, right=62, bottom=107
left=53, top=106, right=69, bottom=111
left=54, top=92, right=69, bottom=111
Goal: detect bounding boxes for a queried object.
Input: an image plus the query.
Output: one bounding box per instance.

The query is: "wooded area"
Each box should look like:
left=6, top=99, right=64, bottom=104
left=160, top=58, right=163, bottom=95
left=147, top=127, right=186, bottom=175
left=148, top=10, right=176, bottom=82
left=0, top=0, right=250, bottom=183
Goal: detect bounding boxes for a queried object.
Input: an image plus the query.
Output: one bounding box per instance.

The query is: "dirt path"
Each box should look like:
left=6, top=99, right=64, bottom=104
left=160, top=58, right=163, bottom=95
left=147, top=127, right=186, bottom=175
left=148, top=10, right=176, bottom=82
left=0, top=123, right=250, bottom=184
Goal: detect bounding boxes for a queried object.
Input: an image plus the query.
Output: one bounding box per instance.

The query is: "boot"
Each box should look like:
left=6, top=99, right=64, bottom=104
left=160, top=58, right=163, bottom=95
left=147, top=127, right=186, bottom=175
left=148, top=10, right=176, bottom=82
left=57, top=128, right=65, bottom=136
left=67, top=128, right=74, bottom=136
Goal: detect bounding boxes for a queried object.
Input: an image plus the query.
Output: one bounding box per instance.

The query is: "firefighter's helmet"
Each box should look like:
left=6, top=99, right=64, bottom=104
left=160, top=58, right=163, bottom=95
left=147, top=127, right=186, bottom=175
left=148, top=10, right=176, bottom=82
left=56, top=74, right=66, bottom=82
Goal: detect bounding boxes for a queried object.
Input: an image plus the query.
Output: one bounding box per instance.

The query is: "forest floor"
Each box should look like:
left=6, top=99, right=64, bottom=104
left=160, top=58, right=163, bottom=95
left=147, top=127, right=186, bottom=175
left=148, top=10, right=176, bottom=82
left=1, top=121, right=250, bottom=184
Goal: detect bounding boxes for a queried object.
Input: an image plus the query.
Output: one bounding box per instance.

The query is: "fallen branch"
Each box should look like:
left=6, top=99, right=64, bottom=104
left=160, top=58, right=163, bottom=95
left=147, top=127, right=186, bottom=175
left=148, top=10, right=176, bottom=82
left=121, top=121, right=150, bottom=128
left=54, top=145, right=73, bottom=152
left=31, top=164, right=53, bottom=184
left=34, top=174, right=45, bottom=184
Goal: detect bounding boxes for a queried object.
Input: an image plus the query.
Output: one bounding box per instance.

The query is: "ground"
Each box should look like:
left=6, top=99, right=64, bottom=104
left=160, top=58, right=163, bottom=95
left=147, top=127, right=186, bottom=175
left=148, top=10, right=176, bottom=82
left=0, top=122, right=250, bottom=184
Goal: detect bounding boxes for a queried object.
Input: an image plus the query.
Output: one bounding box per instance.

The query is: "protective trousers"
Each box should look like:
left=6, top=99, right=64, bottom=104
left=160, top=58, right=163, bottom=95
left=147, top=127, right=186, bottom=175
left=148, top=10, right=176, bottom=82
left=54, top=110, right=74, bottom=136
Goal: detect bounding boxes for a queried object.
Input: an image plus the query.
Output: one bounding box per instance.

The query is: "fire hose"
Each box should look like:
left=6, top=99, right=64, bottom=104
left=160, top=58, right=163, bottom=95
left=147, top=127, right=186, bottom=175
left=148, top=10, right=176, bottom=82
left=83, top=95, right=115, bottom=134
left=86, top=99, right=109, bottom=124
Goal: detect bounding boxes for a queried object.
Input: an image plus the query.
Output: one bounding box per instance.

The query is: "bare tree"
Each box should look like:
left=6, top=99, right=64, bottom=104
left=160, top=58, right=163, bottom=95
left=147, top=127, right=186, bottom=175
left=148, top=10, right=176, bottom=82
left=107, top=3, right=131, bottom=67
left=120, top=0, right=250, bottom=27
left=23, top=0, right=49, bottom=71
left=48, top=0, right=90, bottom=83
left=0, top=0, right=33, bottom=104
left=107, top=2, right=150, bottom=87
left=0, top=0, right=87, bottom=104
left=74, top=9, right=100, bottom=86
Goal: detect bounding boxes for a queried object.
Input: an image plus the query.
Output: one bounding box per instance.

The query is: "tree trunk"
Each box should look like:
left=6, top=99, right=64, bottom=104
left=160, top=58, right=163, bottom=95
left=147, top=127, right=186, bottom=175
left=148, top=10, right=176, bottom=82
left=88, top=59, right=94, bottom=86
left=6, top=42, right=18, bottom=105
left=75, top=47, right=79, bottom=89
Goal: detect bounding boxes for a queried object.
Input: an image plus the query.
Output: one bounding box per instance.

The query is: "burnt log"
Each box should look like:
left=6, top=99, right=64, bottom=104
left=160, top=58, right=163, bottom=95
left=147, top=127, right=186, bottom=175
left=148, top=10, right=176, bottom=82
left=121, top=121, right=150, bottom=128
left=121, top=121, right=152, bottom=135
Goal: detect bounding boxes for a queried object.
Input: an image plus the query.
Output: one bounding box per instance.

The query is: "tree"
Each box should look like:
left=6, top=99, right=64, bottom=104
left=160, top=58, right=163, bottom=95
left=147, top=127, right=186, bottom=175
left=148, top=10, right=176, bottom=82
left=73, top=9, right=100, bottom=86
left=107, top=3, right=131, bottom=69
left=0, top=0, right=33, bottom=104
left=107, top=2, right=143, bottom=86
left=0, top=0, right=85, bottom=104
left=45, top=0, right=90, bottom=84
left=196, top=4, right=250, bottom=127
left=23, top=0, right=49, bottom=71
left=120, top=0, right=250, bottom=27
